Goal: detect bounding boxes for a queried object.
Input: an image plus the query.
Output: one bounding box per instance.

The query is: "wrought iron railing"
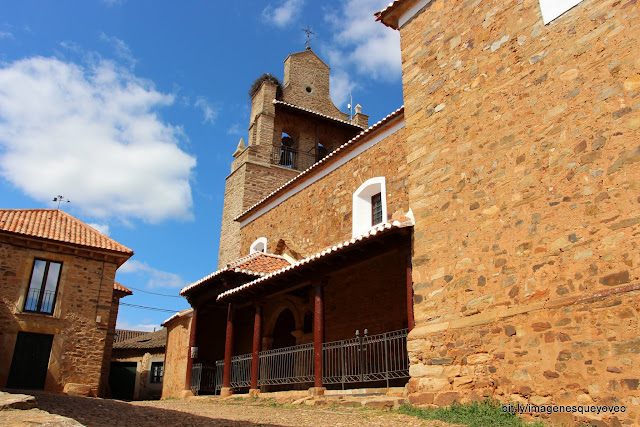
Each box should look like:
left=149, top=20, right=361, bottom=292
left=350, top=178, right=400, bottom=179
left=191, top=328, right=409, bottom=394
left=24, top=289, right=56, bottom=314
left=259, top=342, right=314, bottom=386
left=271, top=146, right=316, bottom=171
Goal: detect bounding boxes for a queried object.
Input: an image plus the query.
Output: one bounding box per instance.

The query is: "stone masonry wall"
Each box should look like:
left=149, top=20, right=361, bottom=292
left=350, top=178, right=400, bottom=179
left=161, top=314, right=191, bottom=399
left=239, top=125, right=408, bottom=256
left=0, top=239, right=117, bottom=396
left=398, top=0, right=640, bottom=424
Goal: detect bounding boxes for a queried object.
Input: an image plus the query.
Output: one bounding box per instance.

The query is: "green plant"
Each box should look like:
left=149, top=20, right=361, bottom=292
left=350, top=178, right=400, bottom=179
left=396, top=399, right=546, bottom=427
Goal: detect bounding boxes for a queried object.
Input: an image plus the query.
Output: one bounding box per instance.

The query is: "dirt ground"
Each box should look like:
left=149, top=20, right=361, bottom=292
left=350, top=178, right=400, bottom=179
left=0, top=392, right=455, bottom=427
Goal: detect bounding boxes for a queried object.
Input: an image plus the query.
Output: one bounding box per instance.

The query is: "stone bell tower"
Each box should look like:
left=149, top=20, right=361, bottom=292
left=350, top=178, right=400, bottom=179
left=217, top=49, right=369, bottom=267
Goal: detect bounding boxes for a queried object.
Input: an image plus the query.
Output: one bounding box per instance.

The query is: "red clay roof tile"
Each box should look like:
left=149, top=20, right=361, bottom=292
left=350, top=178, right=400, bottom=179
left=0, top=209, right=133, bottom=255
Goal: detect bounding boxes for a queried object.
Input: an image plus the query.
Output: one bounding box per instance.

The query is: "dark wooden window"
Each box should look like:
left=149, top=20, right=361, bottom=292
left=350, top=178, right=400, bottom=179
left=371, top=192, right=383, bottom=225
left=150, top=361, right=164, bottom=383
left=23, top=259, right=62, bottom=315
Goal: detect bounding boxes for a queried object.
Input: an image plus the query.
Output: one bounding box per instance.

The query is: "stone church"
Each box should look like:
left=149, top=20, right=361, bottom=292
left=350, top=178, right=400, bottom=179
left=165, top=0, right=640, bottom=425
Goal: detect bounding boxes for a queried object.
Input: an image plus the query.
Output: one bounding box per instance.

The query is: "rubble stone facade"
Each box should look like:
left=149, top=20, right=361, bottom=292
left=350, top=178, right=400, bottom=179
left=390, top=0, right=640, bottom=423
left=0, top=238, right=125, bottom=396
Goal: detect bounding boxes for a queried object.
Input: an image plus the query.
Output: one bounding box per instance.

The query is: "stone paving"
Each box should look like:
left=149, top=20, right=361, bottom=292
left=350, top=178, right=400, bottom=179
left=0, top=391, right=456, bottom=427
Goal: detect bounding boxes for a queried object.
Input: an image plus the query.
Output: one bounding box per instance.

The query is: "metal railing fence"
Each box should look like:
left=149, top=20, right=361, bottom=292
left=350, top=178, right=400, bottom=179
left=191, top=328, right=409, bottom=394
left=271, top=146, right=316, bottom=171
left=24, top=289, right=56, bottom=314
left=258, top=342, right=314, bottom=386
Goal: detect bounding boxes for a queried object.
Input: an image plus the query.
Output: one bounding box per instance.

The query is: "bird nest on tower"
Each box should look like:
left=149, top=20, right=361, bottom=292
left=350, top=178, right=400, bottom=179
left=249, top=73, right=283, bottom=100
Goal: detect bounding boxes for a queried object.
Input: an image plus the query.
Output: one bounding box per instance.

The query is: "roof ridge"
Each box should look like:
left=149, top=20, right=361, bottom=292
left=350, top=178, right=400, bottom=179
left=234, top=106, right=404, bottom=222
left=217, top=220, right=412, bottom=301
left=273, top=100, right=362, bottom=128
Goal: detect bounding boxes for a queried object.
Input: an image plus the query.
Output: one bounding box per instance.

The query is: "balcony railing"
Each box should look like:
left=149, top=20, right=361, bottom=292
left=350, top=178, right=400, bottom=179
left=271, top=146, right=317, bottom=171
left=191, top=328, right=409, bottom=394
left=23, top=288, right=56, bottom=314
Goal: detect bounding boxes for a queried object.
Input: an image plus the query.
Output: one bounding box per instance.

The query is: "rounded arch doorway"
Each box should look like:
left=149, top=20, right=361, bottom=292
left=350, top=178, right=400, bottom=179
left=271, top=308, right=296, bottom=349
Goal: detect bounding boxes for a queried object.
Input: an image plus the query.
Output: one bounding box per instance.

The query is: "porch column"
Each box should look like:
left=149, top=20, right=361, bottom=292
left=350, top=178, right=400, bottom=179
left=250, top=304, right=262, bottom=395
left=312, top=278, right=327, bottom=394
left=221, top=302, right=234, bottom=397
left=406, top=248, right=415, bottom=331
left=184, top=308, right=197, bottom=394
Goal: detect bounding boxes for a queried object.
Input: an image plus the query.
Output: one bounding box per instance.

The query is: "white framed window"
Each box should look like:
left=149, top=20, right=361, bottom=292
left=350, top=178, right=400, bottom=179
left=352, top=177, right=387, bottom=237
left=539, top=0, right=584, bottom=24
left=250, top=237, right=267, bottom=254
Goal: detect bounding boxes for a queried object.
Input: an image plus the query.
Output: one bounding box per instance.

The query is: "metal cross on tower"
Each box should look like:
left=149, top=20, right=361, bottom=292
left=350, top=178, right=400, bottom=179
left=302, top=26, right=315, bottom=50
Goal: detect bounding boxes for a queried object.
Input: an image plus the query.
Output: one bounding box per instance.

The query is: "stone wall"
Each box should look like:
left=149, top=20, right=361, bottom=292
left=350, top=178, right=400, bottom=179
left=162, top=314, right=191, bottom=399
left=397, top=0, right=640, bottom=423
left=283, top=50, right=350, bottom=121
left=239, top=124, right=408, bottom=256
left=0, top=238, right=118, bottom=396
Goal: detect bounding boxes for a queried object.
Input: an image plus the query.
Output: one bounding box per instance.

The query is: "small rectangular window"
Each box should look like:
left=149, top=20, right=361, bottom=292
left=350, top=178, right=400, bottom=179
left=24, top=259, right=62, bottom=315
left=150, top=362, right=164, bottom=383
left=371, top=192, right=383, bottom=226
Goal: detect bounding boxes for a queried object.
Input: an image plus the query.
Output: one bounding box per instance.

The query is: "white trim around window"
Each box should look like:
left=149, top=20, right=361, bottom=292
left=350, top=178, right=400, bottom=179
left=539, top=0, right=584, bottom=24
left=352, top=177, right=387, bottom=238
left=250, top=237, right=268, bottom=254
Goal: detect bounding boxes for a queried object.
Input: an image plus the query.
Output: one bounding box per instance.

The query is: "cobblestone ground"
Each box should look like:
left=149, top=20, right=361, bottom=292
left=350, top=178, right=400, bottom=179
left=0, top=392, right=457, bottom=427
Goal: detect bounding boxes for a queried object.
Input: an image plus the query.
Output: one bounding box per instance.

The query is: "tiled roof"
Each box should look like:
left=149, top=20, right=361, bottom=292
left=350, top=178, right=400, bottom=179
left=113, top=328, right=167, bottom=350
left=0, top=209, right=133, bottom=255
left=114, top=329, right=147, bottom=344
left=180, top=252, right=292, bottom=295
left=375, top=0, right=407, bottom=29
left=161, top=308, right=193, bottom=327
left=235, top=106, right=404, bottom=222
left=217, top=220, right=413, bottom=302
left=113, top=282, right=133, bottom=295
left=273, top=100, right=363, bottom=128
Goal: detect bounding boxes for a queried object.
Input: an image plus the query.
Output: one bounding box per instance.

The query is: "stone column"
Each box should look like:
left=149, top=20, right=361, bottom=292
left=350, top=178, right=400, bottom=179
left=311, top=278, right=327, bottom=395
left=406, top=247, right=415, bottom=331
left=221, top=303, right=234, bottom=397
left=250, top=304, right=262, bottom=396
left=184, top=308, right=197, bottom=397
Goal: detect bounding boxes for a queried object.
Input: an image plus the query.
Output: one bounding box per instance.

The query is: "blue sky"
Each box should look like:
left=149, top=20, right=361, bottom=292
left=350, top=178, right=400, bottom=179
left=0, top=0, right=404, bottom=331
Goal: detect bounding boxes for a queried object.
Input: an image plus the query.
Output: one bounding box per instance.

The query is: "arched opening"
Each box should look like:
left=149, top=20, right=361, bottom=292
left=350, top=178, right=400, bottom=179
left=250, top=237, right=267, bottom=254
left=352, top=177, right=387, bottom=237
left=303, top=311, right=313, bottom=334
left=278, top=133, right=297, bottom=168
left=272, top=309, right=296, bottom=349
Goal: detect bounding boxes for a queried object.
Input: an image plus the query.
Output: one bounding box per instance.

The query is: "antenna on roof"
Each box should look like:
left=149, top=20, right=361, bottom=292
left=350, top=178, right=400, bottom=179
left=302, top=26, right=315, bottom=50
left=52, top=195, right=70, bottom=210
left=347, top=91, right=353, bottom=119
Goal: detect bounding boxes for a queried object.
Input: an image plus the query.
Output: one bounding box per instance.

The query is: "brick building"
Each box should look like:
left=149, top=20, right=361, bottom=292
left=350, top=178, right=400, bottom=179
left=170, top=0, right=639, bottom=424
left=0, top=209, right=133, bottom=397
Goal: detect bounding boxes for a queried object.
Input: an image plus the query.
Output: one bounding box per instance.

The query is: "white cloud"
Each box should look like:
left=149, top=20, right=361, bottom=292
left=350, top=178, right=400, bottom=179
left=0, top=32, right=14, bottom=40
left=194, top=96, right=217, bottom=124
left=88, top=222, right=110, bottom=236
left=115, top=318, right=160, bottom=332
left=322, top=0, right=401, bottom=104
left=263, top=0, right=305, bottom=27
left=100, top=33, right=136, bottom=68
left=227, top=123, right=243, bottom=135
left=330, top=70, right=358, bottom=112
left=118, top=259, right=187, bottom=289
left=0, top=57, right=196, bottom=223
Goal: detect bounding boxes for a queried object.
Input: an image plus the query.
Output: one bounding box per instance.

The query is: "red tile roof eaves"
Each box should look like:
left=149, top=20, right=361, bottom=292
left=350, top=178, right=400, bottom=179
left=113, top=282, right=133, bottom=295
left=375, top=0, right=406, bottom=29
left=180, top=252, right=291, bottom=295
left=217, top=221, right=412, bottom=302
left=273, top=100, right=363, bottom=128
left=235, top=106, right=404, bottom=222
left=0, top=209, right=133, bottom=255
left=161, top=308, right=193, bottom=327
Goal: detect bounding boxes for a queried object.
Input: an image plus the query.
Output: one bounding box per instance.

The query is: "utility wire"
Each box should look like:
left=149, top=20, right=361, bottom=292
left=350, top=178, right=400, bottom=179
left=126, top=285, right=183, bottom=298
left=119, top=302, right=178, bottom=313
